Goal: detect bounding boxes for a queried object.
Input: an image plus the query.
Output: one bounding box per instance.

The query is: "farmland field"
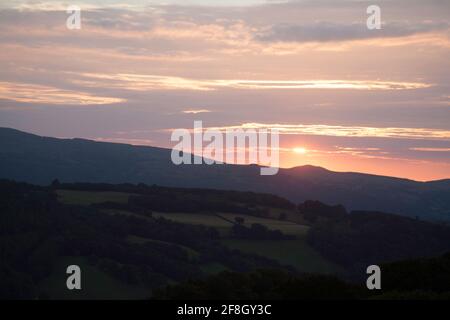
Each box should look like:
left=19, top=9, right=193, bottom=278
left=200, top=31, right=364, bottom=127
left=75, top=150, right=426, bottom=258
left=54, top=189, right=336, bottom=276
left=55, top=190, right=308, bottom=236
left=152, top=212, right=310, bottom=236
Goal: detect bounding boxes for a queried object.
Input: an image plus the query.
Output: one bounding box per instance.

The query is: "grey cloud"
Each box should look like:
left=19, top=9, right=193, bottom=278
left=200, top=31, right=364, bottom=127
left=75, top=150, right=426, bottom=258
left=255, top=21, right=450, bottom=43
left=83, top=9, right=157, bottom=31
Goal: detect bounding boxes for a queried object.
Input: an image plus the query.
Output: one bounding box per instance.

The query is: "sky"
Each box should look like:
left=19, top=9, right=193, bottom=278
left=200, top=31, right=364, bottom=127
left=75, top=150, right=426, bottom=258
left=0, top=0, right=449, bottom=181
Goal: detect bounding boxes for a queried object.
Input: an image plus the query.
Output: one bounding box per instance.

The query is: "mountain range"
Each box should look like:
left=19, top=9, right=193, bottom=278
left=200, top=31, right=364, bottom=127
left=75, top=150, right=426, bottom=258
left=1, top=127, right=449, bottom=222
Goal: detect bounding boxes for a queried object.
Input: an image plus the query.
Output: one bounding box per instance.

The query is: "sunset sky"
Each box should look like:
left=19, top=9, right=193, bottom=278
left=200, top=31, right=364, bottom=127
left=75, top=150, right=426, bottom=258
left=0, top=0, right=449, bottom=181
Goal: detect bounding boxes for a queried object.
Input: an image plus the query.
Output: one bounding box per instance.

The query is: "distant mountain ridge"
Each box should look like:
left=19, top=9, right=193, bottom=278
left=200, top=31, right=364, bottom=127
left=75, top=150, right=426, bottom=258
left=1, top=127, right=449, bottom=222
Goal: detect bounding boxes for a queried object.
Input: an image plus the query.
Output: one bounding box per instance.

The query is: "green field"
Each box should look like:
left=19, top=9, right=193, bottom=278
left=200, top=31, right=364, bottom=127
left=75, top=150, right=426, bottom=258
left=152, top=212, right=310, bottom=236
left=56, top=190, right=132, bottom=206
left=152, top=212, right=336, bottom=274
left=39, top=256, right=150, bottom=300
left=55, top=190, right=307, bottom=235
left=222, top=239, right=339, bottom=274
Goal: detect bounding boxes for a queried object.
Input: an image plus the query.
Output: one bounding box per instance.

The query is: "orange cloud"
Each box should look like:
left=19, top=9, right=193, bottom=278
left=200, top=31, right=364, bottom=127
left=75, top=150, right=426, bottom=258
left=204, top=123, right=450, bottom=140
left=72, top=73, right=432, bottom=91
left=410, top=147, right=450, bottom=152
left=0, top=81, right=124, bottom=105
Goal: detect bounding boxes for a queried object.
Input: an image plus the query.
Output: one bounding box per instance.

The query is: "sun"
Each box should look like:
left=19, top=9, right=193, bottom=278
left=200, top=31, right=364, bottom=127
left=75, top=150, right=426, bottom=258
left=293, top=147, right=308, bottom=154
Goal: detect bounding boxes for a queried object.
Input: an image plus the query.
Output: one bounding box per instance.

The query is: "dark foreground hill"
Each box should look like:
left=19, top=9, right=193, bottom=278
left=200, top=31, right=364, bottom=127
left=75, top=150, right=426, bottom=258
left=155, top=253, right=450, bottom=300
left=1, top=127, right=449, bottom=222
left=1, top=180, right=450, bottom=300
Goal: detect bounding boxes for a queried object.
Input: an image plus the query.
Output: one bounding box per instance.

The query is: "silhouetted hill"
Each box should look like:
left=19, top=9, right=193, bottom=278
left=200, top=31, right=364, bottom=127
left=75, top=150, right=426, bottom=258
left=1, top=127, right=449, bottom=221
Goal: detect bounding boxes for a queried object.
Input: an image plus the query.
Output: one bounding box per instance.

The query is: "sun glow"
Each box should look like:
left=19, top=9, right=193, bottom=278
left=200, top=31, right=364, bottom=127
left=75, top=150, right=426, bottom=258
left=293, top=147, right=308, bottom=154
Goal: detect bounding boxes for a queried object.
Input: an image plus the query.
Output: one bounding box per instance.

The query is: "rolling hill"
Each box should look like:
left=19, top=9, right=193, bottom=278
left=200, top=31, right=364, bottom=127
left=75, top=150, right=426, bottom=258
left=1, top=127, right=449, bottom=222
left=2, top=179, right=450, bottom=299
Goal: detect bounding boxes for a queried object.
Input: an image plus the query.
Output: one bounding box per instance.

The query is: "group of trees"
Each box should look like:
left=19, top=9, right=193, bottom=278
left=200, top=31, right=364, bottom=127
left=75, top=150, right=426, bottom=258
left=298, top=200, right=347, bottom=223
left=231, top=223, right=294, bottom=240
left=301, top=201, right=450, bottom=273
left=57, top=182, right=295, bottom=216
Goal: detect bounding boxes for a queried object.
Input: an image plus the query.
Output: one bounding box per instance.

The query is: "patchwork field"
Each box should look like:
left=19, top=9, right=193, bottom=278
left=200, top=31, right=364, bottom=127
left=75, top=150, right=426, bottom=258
left=151, top=212, right=334, bottom=274
left=54, top=188, right=337, bottom=276
left=56, top=190, right=306, bottom=233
